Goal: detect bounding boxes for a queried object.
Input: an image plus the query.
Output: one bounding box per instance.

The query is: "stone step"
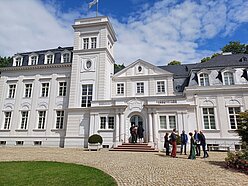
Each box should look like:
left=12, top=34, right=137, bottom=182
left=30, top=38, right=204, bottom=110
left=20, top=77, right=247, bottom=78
left=109, top=148, right=158, bottom=152
left=110, top=143, right=158, bottom=152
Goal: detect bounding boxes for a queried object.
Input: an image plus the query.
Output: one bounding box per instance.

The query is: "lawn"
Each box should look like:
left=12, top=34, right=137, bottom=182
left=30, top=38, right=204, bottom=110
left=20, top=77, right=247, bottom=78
left=0, top=161, right=117, bottom=186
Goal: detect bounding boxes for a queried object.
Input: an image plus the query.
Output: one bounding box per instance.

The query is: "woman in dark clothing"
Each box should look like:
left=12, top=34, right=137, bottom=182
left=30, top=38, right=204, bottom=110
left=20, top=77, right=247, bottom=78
left=188, top=132, right=196, bottom=160
left=164, top=133, right=170, bottom=155
left=137, top=124, right=144, bottom=143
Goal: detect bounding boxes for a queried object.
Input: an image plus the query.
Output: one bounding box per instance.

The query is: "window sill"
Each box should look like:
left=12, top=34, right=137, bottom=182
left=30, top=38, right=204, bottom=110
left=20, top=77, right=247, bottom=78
left=33, top=129, right=46, bottom=132
left=98, top=129, right=114, bottom=132
left=228, top=129, right=237, bottom=133
left=51, top=129, right=65, bottom=132
left=158, top=129, right=175, bottom=132
left=15, top=129, right=28, bottom=132
left=202, top=129, right=220, bottom=133
left=0, top=129, right=11, bottom=132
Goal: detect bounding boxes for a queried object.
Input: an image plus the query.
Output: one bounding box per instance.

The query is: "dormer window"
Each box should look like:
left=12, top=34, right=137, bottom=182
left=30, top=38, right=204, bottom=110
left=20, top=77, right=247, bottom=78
left=45, top=53, right=54, bottom=64
left=31, top=56, right=37, bottom=65
left=199, top=73, right=209, bottom=86
left=15, top=57, right=22, bottom=66
left=239, top=57, right=247, bottom=62
left=62, top=53, right=70, bottom=63
left=223, top=72, right=234, bottom=85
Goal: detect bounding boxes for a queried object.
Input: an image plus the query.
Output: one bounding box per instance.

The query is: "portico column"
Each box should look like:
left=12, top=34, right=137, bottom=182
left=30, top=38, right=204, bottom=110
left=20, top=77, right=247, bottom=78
left=153, top=113, right=158, bottom=143
left=115, top=113, right=120, bottom=142
left=149, top=113, right=153, bottom=142
left=120, top=113, right=125, bottom=143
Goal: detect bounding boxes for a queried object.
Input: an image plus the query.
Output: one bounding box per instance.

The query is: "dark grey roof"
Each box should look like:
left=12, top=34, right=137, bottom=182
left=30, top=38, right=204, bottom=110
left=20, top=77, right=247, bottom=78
left=158, top=64, right=197, bottom=77
left=12, top=46, right=73, bottom=67
left=193, top=54, right=248, bottom=69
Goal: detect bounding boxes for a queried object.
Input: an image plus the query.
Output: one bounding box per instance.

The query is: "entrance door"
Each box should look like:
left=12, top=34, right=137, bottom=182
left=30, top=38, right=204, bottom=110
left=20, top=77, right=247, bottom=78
left=130, top=115, right=144, bottom=142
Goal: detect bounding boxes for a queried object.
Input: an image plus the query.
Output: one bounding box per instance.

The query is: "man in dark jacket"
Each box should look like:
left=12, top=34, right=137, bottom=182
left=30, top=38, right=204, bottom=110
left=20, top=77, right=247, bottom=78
left=199, top=131, right=209, bottom=158
left=194, top=130, right=201, bottom=156
left=180, top=130, right=188, bottom=155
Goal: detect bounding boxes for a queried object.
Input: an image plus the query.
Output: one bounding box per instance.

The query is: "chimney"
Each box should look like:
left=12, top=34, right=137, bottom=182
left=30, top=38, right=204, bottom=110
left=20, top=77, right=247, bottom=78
left=222, top=52, right=232, bottom=56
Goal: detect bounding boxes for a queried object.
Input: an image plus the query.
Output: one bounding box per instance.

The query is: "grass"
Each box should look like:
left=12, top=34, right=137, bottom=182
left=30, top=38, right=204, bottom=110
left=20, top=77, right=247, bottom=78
left=0, top=161, right=117, bottom=186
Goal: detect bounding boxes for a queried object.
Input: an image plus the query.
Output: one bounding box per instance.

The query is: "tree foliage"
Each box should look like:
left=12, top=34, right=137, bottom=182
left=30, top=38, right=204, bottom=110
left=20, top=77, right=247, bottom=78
left=168, top=60, right=181, bottom=65
left=114, top=63, right=125, bottom=73
left=200, top=53, right=220, bottom=63
left=237, top=110, right=248, bottom=147
left=0, top=56, right=12, bottom=67
left=221, top=41, right=247, bottom=54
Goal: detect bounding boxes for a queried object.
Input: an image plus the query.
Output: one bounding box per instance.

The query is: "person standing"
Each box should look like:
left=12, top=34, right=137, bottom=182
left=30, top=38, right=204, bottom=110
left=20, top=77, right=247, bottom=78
left=199, top=131, right=209, bottom=158
left=180, top=130, right=188, bottom=155
left=137, top=124, right=144, bottom=143
left=170, top=128, right=177, bottom=158
left=194, top=130, right=201, bottom=156
left=130, top=124, right=135, bottom=143
left=164, top=133, right=170, bottom=156
left=188, top=132, right=196, bottom=160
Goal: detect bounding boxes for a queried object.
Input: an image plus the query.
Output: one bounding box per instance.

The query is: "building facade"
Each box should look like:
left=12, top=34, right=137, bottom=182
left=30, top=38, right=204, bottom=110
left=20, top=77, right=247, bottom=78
left=0, top=16, right=248, bottom=150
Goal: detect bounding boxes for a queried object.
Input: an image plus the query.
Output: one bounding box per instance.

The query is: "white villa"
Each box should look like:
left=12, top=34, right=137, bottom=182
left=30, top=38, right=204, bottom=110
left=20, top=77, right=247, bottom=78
left=0, top=16, right=248, bottom=150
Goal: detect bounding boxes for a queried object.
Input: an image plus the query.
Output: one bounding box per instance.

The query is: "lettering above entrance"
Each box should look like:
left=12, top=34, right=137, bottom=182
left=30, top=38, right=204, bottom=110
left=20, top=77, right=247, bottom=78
left=128, top=99, right=144, bottom=111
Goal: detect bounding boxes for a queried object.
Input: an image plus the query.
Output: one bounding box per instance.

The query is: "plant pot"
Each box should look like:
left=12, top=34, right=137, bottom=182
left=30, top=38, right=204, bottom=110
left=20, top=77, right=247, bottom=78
left=88, top=143, right=102, bottom=151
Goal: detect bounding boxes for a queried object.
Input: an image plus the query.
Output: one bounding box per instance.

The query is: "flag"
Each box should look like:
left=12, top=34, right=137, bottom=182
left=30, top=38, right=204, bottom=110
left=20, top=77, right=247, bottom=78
left=89, top=0, right=98, bottom=9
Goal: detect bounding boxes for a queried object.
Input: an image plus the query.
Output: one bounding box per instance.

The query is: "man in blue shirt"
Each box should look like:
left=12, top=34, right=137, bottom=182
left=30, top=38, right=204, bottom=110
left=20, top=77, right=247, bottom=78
left=180, top=130, right=188, bottom=155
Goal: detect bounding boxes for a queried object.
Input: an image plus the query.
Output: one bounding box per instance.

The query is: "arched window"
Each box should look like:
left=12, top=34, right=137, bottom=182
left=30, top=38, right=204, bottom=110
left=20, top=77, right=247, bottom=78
left=223, top=72, right=234, bottom=85
left=199, top=73, right=209, bottom=86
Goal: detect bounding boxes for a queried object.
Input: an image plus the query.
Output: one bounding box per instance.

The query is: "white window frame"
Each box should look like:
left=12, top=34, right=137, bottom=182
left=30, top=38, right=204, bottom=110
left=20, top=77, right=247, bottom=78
left=199, top=73, right=210, bottom=86
left=159, top=115, right=177, bottom=130
left=136, top=82, right=144, bottom=94
left=58, top=82, right=67, bottom=96
left=202, top=107, right=216, bottom=129
left=20, top=111, right=29, bottom=129
left=91, top=37, right=97, bottom=49
left=61, top=52, right=70, bottom=63
left=223, top=71, right=234, bottom=85
left=81, top=84, right=93, bottom=107
left=228, top=107, right=240, bottom=130
left=38, top=111, right=46, bottom=129
left=83, top=38, right=89, bottom=49
left=41, top=83, right=49, bottom=97
left=56, top=110, right=64, bottom=129
left=3, top=112, right=12, bottom=129
left=117, top=83, right=124, bottom=95
left=157, top=81, right=165, bottom=93
left=13, top=56, right=23, bottom=66
left=100, top=116, right=115, bottom=130
left=29, top=54, right=38, bottom=65
left=8, top=84, right=16, bottom=98
left=44, top=52, right=54, bottom=64
left=24, top=84, right=32, bottom=98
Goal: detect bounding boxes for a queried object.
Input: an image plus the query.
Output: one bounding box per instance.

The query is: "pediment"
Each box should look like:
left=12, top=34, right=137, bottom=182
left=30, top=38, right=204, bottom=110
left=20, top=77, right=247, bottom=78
left=113, top=59, right=173, bottom=79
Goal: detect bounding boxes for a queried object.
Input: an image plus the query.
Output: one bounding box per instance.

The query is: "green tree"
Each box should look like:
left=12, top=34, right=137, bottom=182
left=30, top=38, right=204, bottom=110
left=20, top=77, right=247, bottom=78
left=0, top=56, right=12, bottom=67
left=237, top=110, right=248, bottom=148
left=114, top=63, right=125, bottom=73
left=221, top=41, right=246, bottom=54
left=200, top=57, right=211, bottom=63
left=168, top=60, right=181, bottom=65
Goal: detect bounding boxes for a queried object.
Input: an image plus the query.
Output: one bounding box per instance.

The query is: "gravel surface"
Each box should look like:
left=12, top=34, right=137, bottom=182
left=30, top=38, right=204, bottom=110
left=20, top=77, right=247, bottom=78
left=0, top=147, right=247, bottom=186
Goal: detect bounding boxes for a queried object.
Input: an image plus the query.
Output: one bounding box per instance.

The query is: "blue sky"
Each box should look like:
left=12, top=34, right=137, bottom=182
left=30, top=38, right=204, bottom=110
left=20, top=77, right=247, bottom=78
left=0, top=0, right=248, bottom=65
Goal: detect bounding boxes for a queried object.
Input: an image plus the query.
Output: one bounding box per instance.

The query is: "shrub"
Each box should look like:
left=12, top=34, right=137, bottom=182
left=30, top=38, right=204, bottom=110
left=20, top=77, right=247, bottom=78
left=176, top=134, right=181, bottom=145
left=88, top=134, right=103, bottom=144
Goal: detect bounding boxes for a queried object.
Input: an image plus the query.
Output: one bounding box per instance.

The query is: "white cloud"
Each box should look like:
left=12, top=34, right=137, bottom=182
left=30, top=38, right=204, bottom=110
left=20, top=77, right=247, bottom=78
left=0, top=0, right=247, bottom=66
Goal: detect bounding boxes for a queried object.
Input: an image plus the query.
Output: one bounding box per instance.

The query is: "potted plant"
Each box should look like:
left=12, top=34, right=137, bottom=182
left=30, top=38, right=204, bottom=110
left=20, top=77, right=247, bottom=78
left=88, top=134, right=103, bottom=151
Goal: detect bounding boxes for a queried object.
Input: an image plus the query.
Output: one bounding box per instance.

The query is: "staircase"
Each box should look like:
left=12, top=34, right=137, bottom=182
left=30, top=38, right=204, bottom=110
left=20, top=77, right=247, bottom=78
left=109, top=143, right=158, bottom=152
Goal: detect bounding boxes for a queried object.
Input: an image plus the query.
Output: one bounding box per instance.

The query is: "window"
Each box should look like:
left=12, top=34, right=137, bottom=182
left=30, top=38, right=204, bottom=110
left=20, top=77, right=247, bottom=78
left=38, top=111, right=46, bottom=129
left=136, top=82, right=144, bottom=94
left=138, top=66, right=142, bottom=72
left=24, top=84, right=32, bottom=98
left=8, top=84, right=16, bottom=98
left=100, top=116, right=115, bottom=129
left=56, top=111, right=64, bottom=129
left=59, top=82, right=67, bottom=96
left=16, top=141, right=24, bottom=145
left=91, top=37, right=97, bottom=49
left=15, top=57, right=22, bottom=66
left=159, top=115, right=176, bottom=129
left=20, top=111, right=29, bottom=129
left=199, top=73, right=209, bottom=86
left=85, top=60, right=92, bottom=70
left=157, top=81, right=165, bottom=93
left=0, top=141, right=6, bottom=145
left=30, top=56, right=37, bottom=65
left=229, top=107, right=240, bottom=129
left=46, top=55, right=53, bottom=64
left=34, top=141, right=42, bottom=146
left=83, top=38, right=89, bottom=49
left=81, top=84, right=93, bottom=107
left=117, top=83, right=124, bottom=94
left=41, top=83, right=49, bottom=97
left=203, top=108, right=216, bottom=129
left=3, top=112, right=12, bottom=129
left=62, top=53, right=70, bottom=63
left=108, top=117, right=114, bottom=129
left=224, top=72, right=234, bottom=85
